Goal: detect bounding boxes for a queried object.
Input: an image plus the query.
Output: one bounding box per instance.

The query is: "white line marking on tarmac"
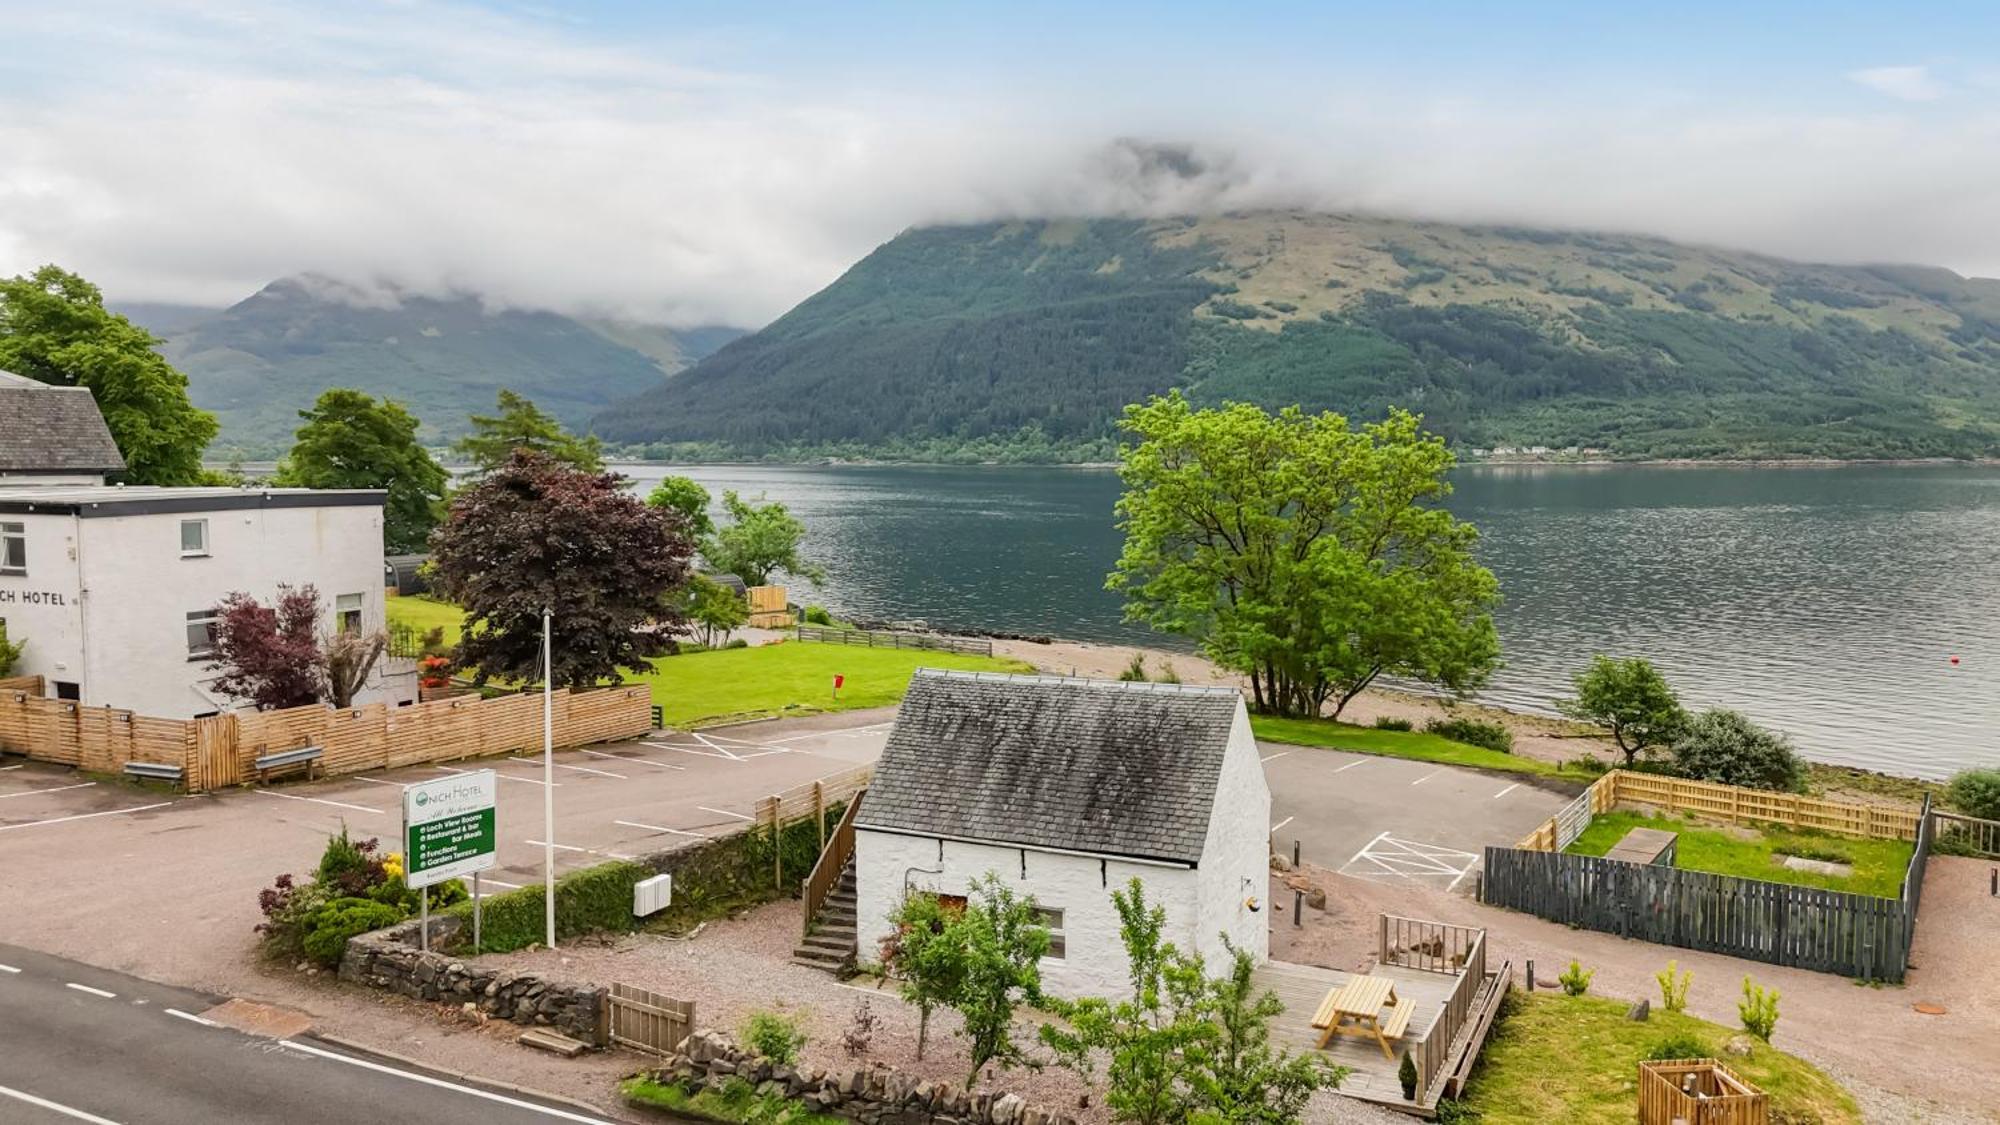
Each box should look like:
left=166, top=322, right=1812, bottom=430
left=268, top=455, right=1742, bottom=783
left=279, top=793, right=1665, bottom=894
left=0, top=963, right=20, bottom=973
left=438, top=766, right=554, bottom=787
left=1269, top=815, right=1295, bottom=834
left=524, top=839, right=634, bottom=860
left=0, top=781, right=96, bottom=800
left=165, top=1008, right=216, bottom=1027
left=764, top=722, right=892, bottom=745
left=580, top=748, right=684, bottom=771
left=1491, top=783, right=1521, bottom=800
left=477, top=878, right=525, bottom=890
left=347, top=775, right=407, bottom=787
left=276, top=1039, right=617, bottom=1123
left=1260, top=751, right=1292, bottom=763
left=0, top=801, right=174, bottom=833
left=0, top=1082, right=124, bottom=1124
left=1332, top=759, right=1367, bottom=773
left=1410, top=768, right=1444, bottom=786
left=1343, top=830, right=1392, bottom=871
left=65, top=982, right=116, bottom=999
left=642, top=741, right=734, bottom=761
left=615, top=819, right=708, bottom=839
left=510, top=758, right=628, bottom=780
left=697, top=805, right=753, bottom=822
left=691, top=733, right=745, bottom=761
left=251, top=789, right=382, bottom=815
left=0, top=763, right=23, bottom=770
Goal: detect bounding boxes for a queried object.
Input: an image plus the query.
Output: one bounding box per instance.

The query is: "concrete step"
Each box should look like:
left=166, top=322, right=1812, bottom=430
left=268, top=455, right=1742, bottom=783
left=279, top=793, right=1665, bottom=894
left=802, top=933, right=856, bottom=953
left=790, top=949, right=851, bottom=971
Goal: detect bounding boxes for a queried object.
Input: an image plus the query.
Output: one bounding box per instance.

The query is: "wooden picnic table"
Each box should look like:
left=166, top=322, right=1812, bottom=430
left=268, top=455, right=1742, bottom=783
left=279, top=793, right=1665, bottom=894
left=1310, top=974, right=1405, bottom=1057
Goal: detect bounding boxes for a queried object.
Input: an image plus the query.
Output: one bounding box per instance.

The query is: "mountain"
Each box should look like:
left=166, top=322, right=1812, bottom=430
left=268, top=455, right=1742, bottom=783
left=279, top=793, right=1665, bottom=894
left=163, top=276, right=745, bottom=456
left=112, top=301, right=227, bottom=337
left=592, top=213, right=2000, bottom=461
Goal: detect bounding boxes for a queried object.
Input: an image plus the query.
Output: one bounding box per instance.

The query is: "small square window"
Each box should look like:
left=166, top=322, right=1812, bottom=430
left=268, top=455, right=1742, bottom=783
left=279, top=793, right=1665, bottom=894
left=186, top=609, right=220, bottom=660
left=1036, top=907, right=1066, bottom=961
left=179, top=519, right=208, bottom=557
left=1, top=522, right=25, bottom=576
left=335, top=592, right=364, bottom=634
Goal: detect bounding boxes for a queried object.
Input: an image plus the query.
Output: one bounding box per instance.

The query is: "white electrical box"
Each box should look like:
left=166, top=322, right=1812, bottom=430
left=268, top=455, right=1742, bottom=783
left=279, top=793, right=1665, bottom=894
left=633, top=873, right=673, bottom=917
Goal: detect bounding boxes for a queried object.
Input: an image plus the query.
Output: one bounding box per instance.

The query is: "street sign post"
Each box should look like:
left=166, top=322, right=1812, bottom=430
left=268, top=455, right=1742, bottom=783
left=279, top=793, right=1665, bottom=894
left=403, top=770, right=498, bottom=952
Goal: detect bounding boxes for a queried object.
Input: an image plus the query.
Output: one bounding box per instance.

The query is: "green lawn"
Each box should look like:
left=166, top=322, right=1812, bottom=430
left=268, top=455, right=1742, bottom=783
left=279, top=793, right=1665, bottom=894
left=641, top=641, right=1031, bottom=727
left=1565, top=810, right=1914, bottom=898
left=386, top=594, right=468, bottom=645
left=1460, top=992, right=1859, bottom=1124
left=1250, top=715, right=1599, bottom=783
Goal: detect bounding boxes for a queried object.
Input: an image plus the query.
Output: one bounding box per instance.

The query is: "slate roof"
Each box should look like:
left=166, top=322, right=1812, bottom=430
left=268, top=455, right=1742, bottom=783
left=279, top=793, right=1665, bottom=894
left=0, top=370, right=125, bottom=474
left=856, top=670, right=1244, bottom=866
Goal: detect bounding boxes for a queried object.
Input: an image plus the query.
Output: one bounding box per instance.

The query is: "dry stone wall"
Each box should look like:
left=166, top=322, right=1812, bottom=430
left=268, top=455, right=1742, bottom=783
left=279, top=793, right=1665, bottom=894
left=338, top=916, right=604, bottom=1042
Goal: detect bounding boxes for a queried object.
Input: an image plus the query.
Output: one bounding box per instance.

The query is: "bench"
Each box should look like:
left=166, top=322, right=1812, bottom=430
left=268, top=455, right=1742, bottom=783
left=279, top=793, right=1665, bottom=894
left=1380, top=997, right=1416, bottom=1043
left=253, top=745, right=324, bottom=779
left=123, top=761, right=184, bottom=784
left=1605, top=826, right=1679, bottom=866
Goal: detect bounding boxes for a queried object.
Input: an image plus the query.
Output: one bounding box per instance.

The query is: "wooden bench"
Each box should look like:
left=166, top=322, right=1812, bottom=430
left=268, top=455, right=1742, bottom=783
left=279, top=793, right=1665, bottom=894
left=1605, top=826, right=1678, bottom=866
left=1380, top=997, right=1415, bottom=1044
left=253, top=745, right=324, bottom=780
left=123, top=761, right=184, bottom=784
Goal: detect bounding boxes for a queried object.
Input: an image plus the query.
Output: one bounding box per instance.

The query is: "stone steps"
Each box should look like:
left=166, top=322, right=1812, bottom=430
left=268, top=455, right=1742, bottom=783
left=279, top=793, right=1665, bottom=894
left=790, top=862, right=858, bottom=972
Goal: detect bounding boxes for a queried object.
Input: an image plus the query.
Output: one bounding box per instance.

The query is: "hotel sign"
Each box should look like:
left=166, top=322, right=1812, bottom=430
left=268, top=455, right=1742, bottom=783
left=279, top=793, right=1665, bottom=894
left=402, top=770, right=498, bottom=888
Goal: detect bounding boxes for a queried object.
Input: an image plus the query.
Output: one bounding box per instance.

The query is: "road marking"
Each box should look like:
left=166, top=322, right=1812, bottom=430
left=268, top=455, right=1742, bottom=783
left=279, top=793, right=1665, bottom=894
left=697, top=805, right=753, bottom=822
left=524, top=839, right=634, bottom=860
left=579, top=748, right=684, bottom=771
left=476, top=878, right=525, bottom=890
left=1410, top=768, right=1444, bottom=786
left=1491, top=783, right=1521, bottom=800
left=696, top=731, right=781, bottom=749
left=691, top=733, right=746, bottom=761
left=0, top=781, right=96, bottom=800
left=1260, top=751, right=1293, bottom=763
left=1269, top=815, right=1295, bottom=834
left=615, top=819, right=708, bottom=839
left=65, top=982, right=117, bottom=999
left=438, top=766, right=555, bottom=787
left=1342, top=830, right=1393, bottom=872
left=642, top=740, right=737, bottom=761
left=276, top=1038, right=618, bottom=1123
left=1332, top=759, right=1367, bottom=773
left=0, top=801, right=174, bottom=833
left=1338, top=834, right=1482, bottom=890
left=766, top=721, right=892, bottom=745
left=0, top=1083, right=124, bottom=1124
left=347, top=775, right=405, bottom=787
left=165, top=1008, right=217, bottom=1027
left=0, top=763, right=23, bottom=771
left=251, top=789, right=382, bottom=815
left=0, top=963, right=19, bottom=973
left=510, top=757, right=628, bottom=780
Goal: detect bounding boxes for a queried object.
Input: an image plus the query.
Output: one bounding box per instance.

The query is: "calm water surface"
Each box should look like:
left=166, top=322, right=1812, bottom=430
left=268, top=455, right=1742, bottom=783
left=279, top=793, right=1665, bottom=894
left=621, top=462, right=2000, bottom=780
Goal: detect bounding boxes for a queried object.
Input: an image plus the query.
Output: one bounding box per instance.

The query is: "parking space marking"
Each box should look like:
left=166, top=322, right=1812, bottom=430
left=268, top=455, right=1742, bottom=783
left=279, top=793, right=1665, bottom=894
left=524, top=839, right=635, bottom=860
left=438, top=766, right=555, bottom=787
left=615, top=819, right=708, bottom=840
left=478, top=877, right=524, bottom=889
left=65, top=982, right=117, bottom=999
left=1260, top=750, right=1292, bottom=763
left=1409, top=768, right=1444, bottom=786
left=251, top=789, right=382, bottom=816
left=766, top=722, right=891, bottom=745
left=0, top=801, right=175, bottom=834
left=697, top=805, right=753, bottom=822
left=1332, top=759, right=1367, bottom=773
left=166, top=1008, right=217, bottom=1027
left=690, top=733, right=746, bottom=761
left=1491, top=783, right=1521, bottom=800
left=0, top=963, right=20, bottom=973
left=1337, top=833, right=1481, bottom=890
left=0, top=1081, right=124, bottom=1125
left=1269, top=815, right=1295, bottom=834
left=643, top=740, right=738, bottom=761
left=0, top=781, right=96, bottom=800
left=580, top=748, right=684, bottom=771
left=509, top=757, right=628, bottom=780
left=347, top=775, right=405, bottom=788
left=0, top=763, right=24, bottom=771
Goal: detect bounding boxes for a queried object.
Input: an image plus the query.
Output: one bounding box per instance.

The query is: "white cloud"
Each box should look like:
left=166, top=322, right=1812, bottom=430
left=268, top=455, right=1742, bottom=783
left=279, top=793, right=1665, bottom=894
left=3, top=4, right=1999, bottom=330
left=1846, top=65, right=1946, bottom=102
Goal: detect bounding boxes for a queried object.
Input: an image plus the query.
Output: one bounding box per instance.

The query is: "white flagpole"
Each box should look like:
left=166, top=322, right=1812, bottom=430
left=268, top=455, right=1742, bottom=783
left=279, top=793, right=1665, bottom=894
left=543, top=605, right=556, bottom=950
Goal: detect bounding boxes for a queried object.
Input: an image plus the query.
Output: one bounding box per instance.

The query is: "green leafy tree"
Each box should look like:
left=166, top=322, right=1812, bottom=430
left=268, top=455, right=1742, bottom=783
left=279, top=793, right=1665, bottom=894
left=681, top=574, right=749, bottom=647
left=273, top=389, right=448, bottom=553
left=1186, top=944, right=1340, bottom=1123
left=948, top=875, right=1050, bottom=1088
left=1669, top=709, right=1806, bottom=792
left=1560, top=655, right=1687, bottom=768
left=451, top=389, right=603, bottom=474
left=0, top=620, right=24, bottom=677
left=706, top=491, right=825, bottom=588
left=884, top=891, right=968, bottom=1061
left=1946, top=768, right=2000, bottom=820
left=646, top=475, right=714, bottom=538
left=1107, top=392, right=1499, bottom=719
left=431, top=450, right=692, bottom=688
left=0, top=264, right=217, bottom=484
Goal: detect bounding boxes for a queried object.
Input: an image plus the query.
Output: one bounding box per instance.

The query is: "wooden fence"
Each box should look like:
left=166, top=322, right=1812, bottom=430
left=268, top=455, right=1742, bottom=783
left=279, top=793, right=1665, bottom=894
left=0, top=674, right=44, bottom=695
left=0, top=683, right=652, bottom=792
left=803, top=791, right=865, bottom=936
left=605, top=982, right=695, bottom=1055
left=1638, top=1059, right=1768, bottom=1125
left=795, top=625, right=993, bottom=657
left=1933, top=810, right=2000, bottom=858
left=1376, top=916, right=1490, bottom=1103
left=754, top=764, right=874, bottom=888
left=1516, top=770, right=1923, bottom=851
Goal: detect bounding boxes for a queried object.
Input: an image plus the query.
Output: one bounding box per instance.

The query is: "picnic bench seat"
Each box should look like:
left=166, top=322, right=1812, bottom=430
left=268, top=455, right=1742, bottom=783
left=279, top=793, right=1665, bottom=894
left=253, top=745, right=324, bottom=778
left=123, top=761, right=184, bottom=784
left=1380, top=997, right=1415, bottom=1043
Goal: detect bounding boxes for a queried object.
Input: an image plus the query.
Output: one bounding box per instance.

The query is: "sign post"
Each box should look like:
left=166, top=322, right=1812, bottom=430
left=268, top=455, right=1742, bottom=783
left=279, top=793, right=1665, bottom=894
left=403, top=770, right=498, bottom=953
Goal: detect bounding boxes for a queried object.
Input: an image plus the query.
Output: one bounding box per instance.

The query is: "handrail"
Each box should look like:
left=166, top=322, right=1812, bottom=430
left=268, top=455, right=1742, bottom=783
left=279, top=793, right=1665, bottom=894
left=1414, top=929, right=1487, bottom=1104
left=1379, top=914, right=1484, bottom=975
left=1932, top=809, right=2000, bottom=859
left=802, top=788, right=865, bottom=936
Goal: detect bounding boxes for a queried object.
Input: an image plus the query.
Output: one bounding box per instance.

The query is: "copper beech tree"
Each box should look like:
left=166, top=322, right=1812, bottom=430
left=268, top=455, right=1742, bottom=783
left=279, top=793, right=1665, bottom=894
left=431, top=450, right=693, bottom=689
left=207, top=584, right=383, bottom=710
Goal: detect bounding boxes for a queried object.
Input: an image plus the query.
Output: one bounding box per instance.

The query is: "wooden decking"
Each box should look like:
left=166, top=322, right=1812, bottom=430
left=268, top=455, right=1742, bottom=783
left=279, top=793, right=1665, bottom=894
left=1256, top=959, right=1503, bottom=1116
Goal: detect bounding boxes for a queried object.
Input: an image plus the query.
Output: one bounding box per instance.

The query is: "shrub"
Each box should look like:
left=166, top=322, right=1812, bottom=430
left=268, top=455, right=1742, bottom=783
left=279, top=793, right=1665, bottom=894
left=1557, top=960, right=1594, bottom=996
left=315, top=826, right=385, bottom=892
left=802, top=605, right=834, bottom=626
left=725, top=637, right=750, bottom=649
left=1373, top=716, right=1414, bottom=731
left=1668, top=709, right=1806, bottom=793
left=1946, top=768, right=2000, bottom=820
left=1117, top=653, right=1148, bottom=682
left=1739, top=976, right=1780, bottom=1041
left=451, top=859, right=650, bottom=953
left=1154, top=661, right=1180, bottom=684
left=1656, top=960, right=1692, bottom=1013
left=1426, top=716, right=1513, bottom=754
left=840, top=999, right=879, bottom=1057
left=1566, top=754, right=1611, bottom=777
left=300, top=897, right=404, bottom=966
left=742, top=1009, right=807, bottom=1066
left=1645, top=1031, right=1710, bottom=1061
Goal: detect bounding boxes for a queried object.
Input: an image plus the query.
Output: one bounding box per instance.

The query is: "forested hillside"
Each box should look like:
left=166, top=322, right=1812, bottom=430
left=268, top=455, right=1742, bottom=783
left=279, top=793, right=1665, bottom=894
left=594, top=213, right=2000, bottom=461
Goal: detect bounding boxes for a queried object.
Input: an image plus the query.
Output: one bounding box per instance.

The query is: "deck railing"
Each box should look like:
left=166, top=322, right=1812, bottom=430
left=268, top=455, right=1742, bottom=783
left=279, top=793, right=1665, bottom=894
left=1933, top=810, right=2000, bottom=858
left=801, top=788, right=865, bottom=936
left=1379, top=915, right=1484, bottom=975
left=1408, top=928, right=1487, bottom=1104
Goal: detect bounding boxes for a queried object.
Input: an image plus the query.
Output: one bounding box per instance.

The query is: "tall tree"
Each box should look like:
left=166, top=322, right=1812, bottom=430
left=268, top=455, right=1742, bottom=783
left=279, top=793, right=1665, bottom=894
left=946, top=875, right=1049, bottom=1088
left=0, top=265, right=217, bottom=484
left=645, top=475, right=714, bottom=538
left=706, top=490, right=824, bottom=587
left=1561, top=655, right=1686, bottom=768
left=883, top=891, right=969, bottom=1062
left=679, top=574, right=748, bottom=648
left=431, top=450, right=692, bottom=688
left=451, top=389, right=603, bottom=474
left=1108, top=392, right=1500, bottom=719
left=274, top=388, right=448, bottom=553
left=208, top=586, right=328, bottom=710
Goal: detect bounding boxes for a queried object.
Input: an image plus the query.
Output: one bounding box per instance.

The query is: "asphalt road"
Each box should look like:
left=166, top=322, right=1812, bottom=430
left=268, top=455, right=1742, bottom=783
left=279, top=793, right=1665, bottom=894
left=0, top=943, right=621, bottom=1124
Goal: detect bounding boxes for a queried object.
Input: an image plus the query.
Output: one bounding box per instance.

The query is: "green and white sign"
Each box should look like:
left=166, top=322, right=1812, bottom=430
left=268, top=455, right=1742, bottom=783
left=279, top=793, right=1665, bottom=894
left=403, top=770, right=497, bottom=889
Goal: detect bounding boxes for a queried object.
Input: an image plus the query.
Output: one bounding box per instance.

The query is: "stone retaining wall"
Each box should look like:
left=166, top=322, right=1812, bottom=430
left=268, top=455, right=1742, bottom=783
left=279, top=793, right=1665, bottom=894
left=653, top=1028, right=1079, bottom=1125
left=337, top=916, right=604, bottom=1042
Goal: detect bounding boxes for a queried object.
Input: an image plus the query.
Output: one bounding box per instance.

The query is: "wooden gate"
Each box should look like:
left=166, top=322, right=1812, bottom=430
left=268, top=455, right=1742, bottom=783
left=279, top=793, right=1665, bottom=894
left=606, top=983, right=695, bottom=1055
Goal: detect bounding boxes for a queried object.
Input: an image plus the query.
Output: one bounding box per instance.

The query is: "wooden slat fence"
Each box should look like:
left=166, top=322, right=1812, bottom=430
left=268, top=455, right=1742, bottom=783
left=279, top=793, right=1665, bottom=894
left=795, top=625, right=993, bottom=657
left=605, top=982, right=695, bottom=1055
left=1639, top=1059, right=1769, bottom=1125
left=0, top=674, right=44, bottom=695
left=1378, top=914, right=1484, bottom=975
left=1932, top=810, right=2000, bottom=858
left=1517, top=771, right=1923, bottom=852
left=755, top=764, right=874, bottom=889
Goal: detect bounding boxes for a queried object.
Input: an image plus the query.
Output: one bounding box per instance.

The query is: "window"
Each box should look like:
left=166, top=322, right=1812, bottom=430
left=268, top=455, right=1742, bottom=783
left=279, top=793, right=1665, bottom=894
left=335, top=592, right=364, bottom=633
left=179, top=519, right=208, bottom=557
left=1036, top=907, right=1066, bottom=960
left=186, top=609, right=220, bottom=660
left=54, top=681, right=80, bottom=701
left=1, top=522, right=24, bottom=576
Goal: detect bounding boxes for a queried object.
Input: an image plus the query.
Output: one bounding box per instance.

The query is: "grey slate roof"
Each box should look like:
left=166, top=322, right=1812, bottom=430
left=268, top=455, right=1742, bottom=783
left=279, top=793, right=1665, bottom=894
left=0, top=370, right=125, bottom=474
left=856, top=670, right=1244, bottom=866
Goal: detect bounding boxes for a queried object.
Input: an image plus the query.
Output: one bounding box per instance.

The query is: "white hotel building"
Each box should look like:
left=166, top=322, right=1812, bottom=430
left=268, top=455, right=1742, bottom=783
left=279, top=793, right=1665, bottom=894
left=0, top=371, right=415, bottom=716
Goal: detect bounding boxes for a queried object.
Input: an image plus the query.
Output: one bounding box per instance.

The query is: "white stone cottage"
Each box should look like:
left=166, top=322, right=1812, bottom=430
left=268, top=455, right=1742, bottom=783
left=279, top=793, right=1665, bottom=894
left=854, top=670, right=1271, bottom=999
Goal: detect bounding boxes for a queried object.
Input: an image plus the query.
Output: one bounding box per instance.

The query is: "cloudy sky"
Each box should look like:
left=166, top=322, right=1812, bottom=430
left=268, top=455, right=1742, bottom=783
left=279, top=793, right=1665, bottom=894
left=2, top=0, right=1996, bottom=328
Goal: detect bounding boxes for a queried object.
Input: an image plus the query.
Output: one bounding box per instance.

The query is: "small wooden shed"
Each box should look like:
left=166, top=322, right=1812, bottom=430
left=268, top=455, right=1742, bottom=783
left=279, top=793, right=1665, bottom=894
left=1639, top=1058, right=1768, bottom=1125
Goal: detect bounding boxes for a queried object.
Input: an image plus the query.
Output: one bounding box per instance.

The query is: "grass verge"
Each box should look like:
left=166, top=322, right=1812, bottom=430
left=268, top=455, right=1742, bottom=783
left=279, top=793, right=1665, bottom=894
left=1457, top=991, right=1859, bottom=1124
left=1564, top=810, right=1913, bottom=898
left=1249, top=715, right=1599, bottom=785
left=624, top=1076, right=843, bottom=1124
